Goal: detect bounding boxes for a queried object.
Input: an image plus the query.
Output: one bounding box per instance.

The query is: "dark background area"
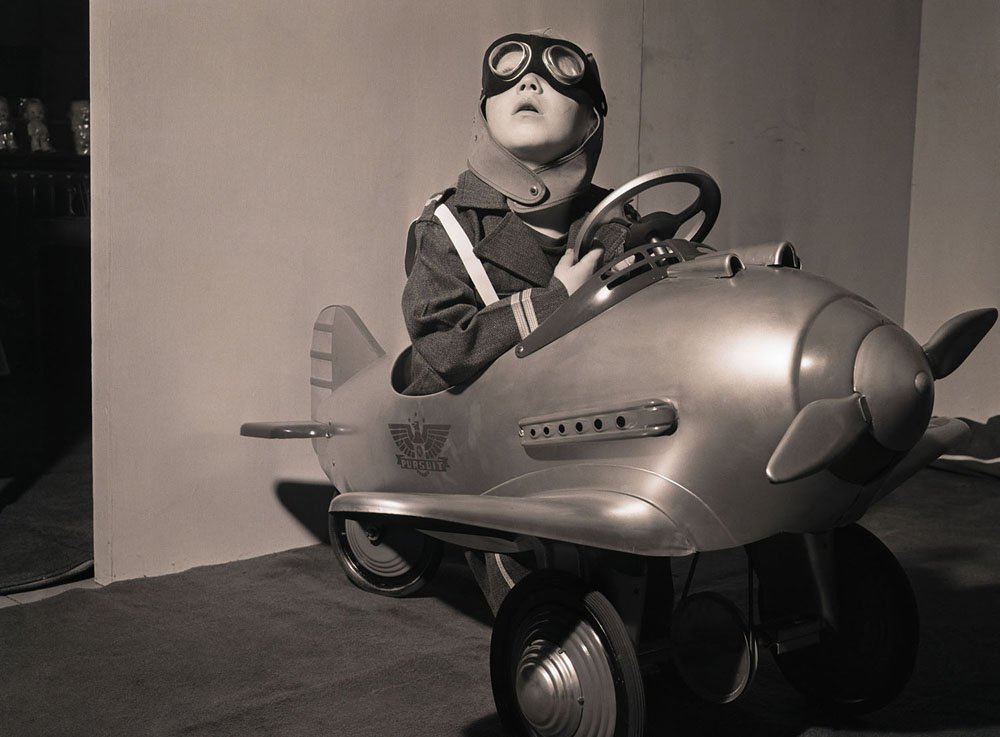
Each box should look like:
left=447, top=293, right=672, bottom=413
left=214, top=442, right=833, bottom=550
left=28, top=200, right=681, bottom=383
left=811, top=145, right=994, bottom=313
left=0, top=0, right=89, bottom=153
left=0, top=0, right=90, bottom=491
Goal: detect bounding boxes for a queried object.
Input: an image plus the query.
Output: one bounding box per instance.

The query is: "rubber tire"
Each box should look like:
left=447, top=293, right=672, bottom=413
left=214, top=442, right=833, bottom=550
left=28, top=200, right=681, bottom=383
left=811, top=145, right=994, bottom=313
left=329, top=511, right=442, bottom=597
left=491, top=569, right=645, bottom=737
left=760, top=524, right=919, bottom=715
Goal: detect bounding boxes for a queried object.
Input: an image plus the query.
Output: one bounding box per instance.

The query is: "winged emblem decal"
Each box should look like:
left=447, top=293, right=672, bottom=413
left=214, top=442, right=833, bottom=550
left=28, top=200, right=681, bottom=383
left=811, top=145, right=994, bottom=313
left=388, top=415, right=451, bottom=477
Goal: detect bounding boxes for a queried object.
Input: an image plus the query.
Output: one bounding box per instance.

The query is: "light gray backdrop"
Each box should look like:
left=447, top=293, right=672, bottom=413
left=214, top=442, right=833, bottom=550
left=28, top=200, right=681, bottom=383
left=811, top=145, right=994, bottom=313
left=90, top=0, right=997, bottom=582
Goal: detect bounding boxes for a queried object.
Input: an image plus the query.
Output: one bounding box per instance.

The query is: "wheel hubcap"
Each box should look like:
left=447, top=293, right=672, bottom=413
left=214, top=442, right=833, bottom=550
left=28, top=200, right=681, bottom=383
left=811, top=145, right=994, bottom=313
left=515, top=641, right=583, bottom=736
left=343, top=520, right=418, bottom=578
left=512, top=607, right=616, bottom=737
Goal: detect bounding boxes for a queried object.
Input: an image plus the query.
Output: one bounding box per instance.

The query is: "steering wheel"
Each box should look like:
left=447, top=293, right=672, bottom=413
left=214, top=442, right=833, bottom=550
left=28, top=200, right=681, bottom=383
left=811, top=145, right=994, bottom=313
left=572, top=166, right=722, bottom=260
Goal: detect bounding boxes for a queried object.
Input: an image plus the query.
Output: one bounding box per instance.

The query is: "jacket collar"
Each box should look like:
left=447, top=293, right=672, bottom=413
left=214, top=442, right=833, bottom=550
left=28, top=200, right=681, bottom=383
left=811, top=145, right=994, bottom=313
left=450, top=170, right=509, bottom=211
left=446, top=171, right=551, bottom=286
left=452, top=170, right=612, bottom=287
left=465, top=104, right=604, bottom=213
left=452, top=169, right=610, bottom=213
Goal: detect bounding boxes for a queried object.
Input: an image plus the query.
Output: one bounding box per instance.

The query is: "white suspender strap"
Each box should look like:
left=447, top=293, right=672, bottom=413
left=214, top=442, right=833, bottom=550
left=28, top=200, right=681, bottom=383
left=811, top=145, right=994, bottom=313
left=434, top=204, right=500, bottom=306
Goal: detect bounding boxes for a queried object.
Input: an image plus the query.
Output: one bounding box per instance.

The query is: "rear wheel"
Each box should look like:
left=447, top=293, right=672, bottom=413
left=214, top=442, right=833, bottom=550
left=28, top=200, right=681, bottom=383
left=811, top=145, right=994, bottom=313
left=491, top=569, right=645, bottom=737
left=760, top=524, right=919, bottom=715
left=671, top=591, right=757, bottom=704
left=328, top=510, right=442, bottom=597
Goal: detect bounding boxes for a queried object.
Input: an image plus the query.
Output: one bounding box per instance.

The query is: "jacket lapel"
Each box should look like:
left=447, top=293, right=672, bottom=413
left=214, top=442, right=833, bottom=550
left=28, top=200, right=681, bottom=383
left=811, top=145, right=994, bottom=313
left=450, top=171, right=554, bottom=287
left=449, top=170, right=612, bottom=288
left=474, top=213, right=557, bottom=288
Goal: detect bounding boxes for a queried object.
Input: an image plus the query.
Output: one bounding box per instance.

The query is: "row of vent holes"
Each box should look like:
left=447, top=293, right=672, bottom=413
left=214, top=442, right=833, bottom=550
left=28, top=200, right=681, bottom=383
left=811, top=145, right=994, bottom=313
left=528, top=415, right=629, bottom=438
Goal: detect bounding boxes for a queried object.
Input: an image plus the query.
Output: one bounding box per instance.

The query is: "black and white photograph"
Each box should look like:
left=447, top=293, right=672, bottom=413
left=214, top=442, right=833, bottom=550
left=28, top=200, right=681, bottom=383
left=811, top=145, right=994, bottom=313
left=1, top=1, right=998, bottom=735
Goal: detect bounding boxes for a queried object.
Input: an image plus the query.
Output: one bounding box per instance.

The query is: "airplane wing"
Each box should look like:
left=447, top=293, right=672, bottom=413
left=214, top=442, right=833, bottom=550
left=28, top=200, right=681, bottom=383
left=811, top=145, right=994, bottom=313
left=329, top=488, right=695, bottom=557
left=241, top=421, right=332, bottom=439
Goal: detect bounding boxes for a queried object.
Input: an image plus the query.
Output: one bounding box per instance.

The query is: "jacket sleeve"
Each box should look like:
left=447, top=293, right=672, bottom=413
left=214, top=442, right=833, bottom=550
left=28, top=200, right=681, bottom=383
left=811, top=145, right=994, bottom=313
left=402, top=218, right=568, bottom=390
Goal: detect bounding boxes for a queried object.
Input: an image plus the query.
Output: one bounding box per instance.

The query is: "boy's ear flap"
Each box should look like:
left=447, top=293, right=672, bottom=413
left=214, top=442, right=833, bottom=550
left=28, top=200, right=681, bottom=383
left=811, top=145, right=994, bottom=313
left=586, top=54, right=607, bottom=117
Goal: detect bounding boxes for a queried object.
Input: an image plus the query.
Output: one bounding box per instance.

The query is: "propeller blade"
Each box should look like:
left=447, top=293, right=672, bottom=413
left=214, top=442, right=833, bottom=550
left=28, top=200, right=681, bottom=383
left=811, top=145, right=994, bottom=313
left=766, top=393, right=871, bottom=483
left=922, top=308, right=998, bottom=380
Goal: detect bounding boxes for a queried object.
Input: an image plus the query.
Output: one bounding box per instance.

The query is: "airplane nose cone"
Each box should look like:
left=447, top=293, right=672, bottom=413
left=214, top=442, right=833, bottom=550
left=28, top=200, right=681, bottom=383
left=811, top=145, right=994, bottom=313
left=854, top=325, right=934, bottom=451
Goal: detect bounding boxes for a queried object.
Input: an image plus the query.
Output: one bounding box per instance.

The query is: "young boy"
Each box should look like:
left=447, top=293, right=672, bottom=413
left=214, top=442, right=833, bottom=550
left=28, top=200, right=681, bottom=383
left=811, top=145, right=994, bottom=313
left=400, top=31, right=628, bottom=396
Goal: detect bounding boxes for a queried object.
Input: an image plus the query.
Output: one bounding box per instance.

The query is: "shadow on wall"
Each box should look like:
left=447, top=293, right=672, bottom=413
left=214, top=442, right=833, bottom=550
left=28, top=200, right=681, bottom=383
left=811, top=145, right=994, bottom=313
left=275, top=481, right=335, bottom=544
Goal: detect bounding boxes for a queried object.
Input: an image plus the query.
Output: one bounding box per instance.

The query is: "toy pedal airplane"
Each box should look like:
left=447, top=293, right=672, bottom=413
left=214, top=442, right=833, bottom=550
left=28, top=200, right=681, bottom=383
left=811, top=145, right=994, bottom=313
left=243, top=168, right=996, bottom=737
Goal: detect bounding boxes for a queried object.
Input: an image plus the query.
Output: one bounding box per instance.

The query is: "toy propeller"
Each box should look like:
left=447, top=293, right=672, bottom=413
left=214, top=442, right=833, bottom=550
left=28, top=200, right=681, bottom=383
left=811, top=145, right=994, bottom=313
left=766, top=394, right=871, bottom=483
left=767, top=307, right=997, bottom=484
left=921, top=308, right=997, bottom=379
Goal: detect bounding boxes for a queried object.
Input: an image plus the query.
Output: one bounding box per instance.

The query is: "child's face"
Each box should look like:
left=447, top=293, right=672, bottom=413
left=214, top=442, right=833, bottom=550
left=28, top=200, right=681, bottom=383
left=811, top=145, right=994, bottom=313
left=485, top=73, right=596, bottom=168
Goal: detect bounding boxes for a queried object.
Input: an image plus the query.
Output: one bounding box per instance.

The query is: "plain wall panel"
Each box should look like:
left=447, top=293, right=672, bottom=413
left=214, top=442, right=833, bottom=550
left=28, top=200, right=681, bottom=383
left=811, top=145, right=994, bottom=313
left=92, top=0, right=995, bottom=584
left=904, top=0, right=1000, bottom=420
left=638, top=0, right=921, bottom=322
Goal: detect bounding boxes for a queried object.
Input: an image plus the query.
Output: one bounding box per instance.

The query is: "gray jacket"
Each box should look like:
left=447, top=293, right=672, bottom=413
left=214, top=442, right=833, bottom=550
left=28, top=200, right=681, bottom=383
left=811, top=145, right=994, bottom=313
left=401, top=170, right=626, bottom=395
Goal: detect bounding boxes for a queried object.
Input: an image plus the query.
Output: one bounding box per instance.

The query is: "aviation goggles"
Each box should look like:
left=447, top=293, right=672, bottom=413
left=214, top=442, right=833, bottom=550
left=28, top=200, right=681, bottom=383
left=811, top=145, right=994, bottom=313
left=482, top=33, right=608, bottom=116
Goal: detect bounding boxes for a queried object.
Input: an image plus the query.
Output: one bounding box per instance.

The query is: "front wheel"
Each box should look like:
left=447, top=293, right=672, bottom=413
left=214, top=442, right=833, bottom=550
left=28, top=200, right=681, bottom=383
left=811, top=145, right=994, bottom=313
left=329, top=511, right=442, bottom=597
left=491, top=569, right=645, bottom=737
left=760, top=524, right=919, bottom=715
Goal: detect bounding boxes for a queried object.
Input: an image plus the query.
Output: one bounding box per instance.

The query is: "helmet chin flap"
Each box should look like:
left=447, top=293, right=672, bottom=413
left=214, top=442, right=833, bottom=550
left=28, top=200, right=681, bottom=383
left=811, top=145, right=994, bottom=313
left=467, top=103, right=604, bottom=214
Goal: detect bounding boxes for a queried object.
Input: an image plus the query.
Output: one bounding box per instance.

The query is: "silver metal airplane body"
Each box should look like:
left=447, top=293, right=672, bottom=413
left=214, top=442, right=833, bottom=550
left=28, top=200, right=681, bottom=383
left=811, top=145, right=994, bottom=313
left=307, top=259, right=974, bottom=556
left=243, top=168, right=996, bottom=737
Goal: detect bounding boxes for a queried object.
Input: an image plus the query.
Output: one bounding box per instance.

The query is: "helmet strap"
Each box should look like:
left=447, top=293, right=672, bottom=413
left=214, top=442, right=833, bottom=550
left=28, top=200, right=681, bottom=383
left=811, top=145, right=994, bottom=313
left=467, top=103, right=603, bottom=214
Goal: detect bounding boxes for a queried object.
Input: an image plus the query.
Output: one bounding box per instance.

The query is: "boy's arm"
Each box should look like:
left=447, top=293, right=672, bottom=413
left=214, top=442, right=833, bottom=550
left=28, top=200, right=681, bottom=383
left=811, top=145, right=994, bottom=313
left=402, top=219, right=568, bottom=389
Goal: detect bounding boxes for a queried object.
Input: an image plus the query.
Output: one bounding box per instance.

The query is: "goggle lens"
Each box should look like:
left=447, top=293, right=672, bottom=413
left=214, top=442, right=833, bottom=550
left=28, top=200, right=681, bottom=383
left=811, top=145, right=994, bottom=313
left=543, top=45, right=586, bottom=84
left=482, top=34, right=606, bottom=115
left=489, top=41, right=530, bottom=80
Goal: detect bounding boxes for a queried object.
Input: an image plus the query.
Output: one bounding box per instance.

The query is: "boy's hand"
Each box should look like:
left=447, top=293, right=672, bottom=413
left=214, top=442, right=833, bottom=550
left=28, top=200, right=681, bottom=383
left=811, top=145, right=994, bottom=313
left=553, top=247, right=603, bottom=295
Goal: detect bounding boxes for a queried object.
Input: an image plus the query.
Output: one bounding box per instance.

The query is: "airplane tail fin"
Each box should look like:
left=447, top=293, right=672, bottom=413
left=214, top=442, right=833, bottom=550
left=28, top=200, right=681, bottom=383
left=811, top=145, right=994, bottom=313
left=311, top=306, right=384, bottom=417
